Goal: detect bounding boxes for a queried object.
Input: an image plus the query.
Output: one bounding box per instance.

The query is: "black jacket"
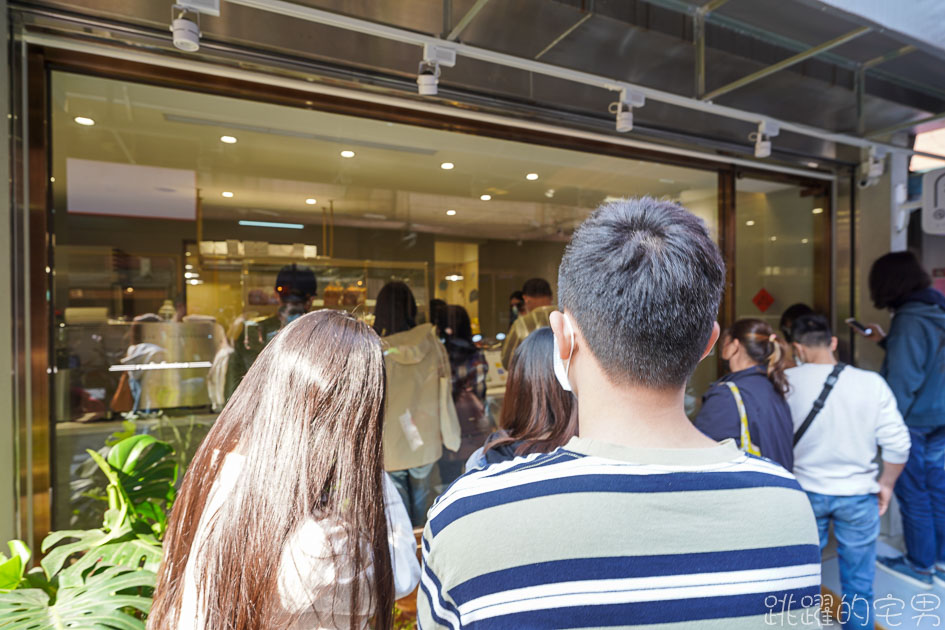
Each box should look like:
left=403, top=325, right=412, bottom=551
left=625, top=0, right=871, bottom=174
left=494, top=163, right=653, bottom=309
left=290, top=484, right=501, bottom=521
left=694, top=366, right=794, bottom=471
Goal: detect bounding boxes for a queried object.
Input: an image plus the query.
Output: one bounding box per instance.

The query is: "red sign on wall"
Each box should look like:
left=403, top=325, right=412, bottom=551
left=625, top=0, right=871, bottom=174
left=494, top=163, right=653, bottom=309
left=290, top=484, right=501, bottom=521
left=752, top=288, right=775, bottom=313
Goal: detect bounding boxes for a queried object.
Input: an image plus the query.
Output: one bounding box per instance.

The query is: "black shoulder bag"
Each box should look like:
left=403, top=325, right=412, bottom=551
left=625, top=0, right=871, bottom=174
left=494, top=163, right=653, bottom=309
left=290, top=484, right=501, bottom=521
left=793, top=363, right=847, bottom=447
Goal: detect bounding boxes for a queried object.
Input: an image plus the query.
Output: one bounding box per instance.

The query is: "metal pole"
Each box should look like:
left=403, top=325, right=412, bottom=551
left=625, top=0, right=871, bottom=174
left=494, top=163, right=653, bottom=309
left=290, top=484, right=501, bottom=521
left=855, top=69, right=866, bottom=136
left=693, top=11, right=705, bottom=98
left=868, top=110, right=945, bottom=138
left=702, top=26, right=871, bottom=102
left=535, top=12, right=593, bottom=60
left=447, top=0, right=490, bottom=41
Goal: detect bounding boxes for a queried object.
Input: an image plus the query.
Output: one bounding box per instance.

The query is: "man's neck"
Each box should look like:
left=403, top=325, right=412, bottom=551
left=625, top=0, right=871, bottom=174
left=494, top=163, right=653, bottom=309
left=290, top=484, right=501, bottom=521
left=802, top=347, right=837, bottom=365
left=576, top=377, right=718, bottom=450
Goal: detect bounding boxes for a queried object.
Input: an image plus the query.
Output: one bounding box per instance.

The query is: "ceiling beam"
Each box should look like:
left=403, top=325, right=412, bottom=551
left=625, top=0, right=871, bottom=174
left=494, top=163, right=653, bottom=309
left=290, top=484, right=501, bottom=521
left=446, top=0, right=490, bottom=41
left=702, top=27, right=871, bottom=102
left=862, top=44, right=916, bottom=70
left=535, top=11, right=593, bottom=60
left=868, top=110, right=945, bottom=138
left=692, top=0, right=729, bottom=98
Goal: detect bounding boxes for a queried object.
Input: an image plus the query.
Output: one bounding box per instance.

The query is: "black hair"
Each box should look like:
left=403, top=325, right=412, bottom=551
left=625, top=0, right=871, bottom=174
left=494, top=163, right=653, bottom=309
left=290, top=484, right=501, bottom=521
left=779, top=303, right=814, bottom=343
left=509, top=291, right=524, bottom=303
left=275, top=264, right=318, bottom=303
left=558, top=197, right=724, bottom=388
left=869, top=251, right=931, bottom=309
left=429, top=299, right=448, bottom=336
left=724, top=319, right=789, bottom=396
left=791, top=313, right=832, bottom=348
left=522, top=278, right=552, bottom=298
left=372, top=282, right=417, bottom=337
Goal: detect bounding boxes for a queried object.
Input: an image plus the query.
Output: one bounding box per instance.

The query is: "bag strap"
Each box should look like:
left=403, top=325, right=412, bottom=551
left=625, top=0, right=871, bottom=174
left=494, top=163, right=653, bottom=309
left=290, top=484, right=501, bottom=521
left=725, top=382, right=761, bottom=457
left=793, top=363, right=847, bottom=446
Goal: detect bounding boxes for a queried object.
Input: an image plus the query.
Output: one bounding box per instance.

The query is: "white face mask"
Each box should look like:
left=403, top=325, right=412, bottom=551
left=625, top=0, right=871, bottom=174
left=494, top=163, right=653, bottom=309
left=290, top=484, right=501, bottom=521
left=553, top=314, right=576, bottom=392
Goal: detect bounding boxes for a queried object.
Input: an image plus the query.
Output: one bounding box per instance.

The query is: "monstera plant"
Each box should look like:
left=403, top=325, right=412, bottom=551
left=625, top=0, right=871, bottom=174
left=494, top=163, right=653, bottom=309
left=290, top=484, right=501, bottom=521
left=0, top=433, right=177, bottom=629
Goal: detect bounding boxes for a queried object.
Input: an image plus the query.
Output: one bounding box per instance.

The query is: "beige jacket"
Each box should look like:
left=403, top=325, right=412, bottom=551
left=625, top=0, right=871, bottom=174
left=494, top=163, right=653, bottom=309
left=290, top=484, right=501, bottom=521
left=501, top=305, right=556, bottom=369
left=382, top=324, right=461, bottom=472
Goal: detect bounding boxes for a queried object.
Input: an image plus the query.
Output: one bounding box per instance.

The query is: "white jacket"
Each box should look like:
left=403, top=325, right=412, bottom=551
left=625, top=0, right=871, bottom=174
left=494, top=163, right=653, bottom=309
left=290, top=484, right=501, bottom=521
left=381, top=325, right=461, bottom=472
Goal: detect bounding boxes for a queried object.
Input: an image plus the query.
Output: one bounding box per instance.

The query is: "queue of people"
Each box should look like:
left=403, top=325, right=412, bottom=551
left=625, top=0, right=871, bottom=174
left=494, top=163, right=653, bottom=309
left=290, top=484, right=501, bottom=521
left=146, top=197, right=945, bottom=630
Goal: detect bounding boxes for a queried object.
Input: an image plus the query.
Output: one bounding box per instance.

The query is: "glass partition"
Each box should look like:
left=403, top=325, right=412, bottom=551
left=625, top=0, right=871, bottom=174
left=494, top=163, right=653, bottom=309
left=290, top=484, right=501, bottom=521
left=50, top=70, right=720, bottom=527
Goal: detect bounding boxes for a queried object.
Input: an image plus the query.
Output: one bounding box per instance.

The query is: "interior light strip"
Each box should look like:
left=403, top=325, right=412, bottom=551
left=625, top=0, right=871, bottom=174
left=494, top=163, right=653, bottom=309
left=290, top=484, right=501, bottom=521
left=238, top=220, right=305, bottom=229
left=108, top=361, right=213, bottom=372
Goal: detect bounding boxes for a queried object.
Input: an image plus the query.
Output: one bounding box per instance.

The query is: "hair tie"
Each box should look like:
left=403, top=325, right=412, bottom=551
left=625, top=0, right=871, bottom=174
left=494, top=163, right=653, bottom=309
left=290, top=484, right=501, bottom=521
left=769, top=333, right=777, bottom=343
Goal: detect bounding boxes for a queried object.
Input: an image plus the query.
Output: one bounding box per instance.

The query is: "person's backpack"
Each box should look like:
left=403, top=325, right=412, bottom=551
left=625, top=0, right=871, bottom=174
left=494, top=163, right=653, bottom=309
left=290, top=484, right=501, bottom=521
left=793, top=363, right=847, bottom=446
left=725, top=382, right=761, bottom=456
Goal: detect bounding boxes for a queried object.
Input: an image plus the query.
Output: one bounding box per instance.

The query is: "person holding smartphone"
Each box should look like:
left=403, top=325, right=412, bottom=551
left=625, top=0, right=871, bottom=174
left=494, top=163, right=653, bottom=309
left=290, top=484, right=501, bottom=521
left=856, top=251, right=945, bottom=588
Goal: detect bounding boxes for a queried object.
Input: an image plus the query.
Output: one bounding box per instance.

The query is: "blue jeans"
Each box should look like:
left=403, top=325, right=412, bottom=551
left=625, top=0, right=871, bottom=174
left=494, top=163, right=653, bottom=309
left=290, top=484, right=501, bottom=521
left=894, top=426, right=945, bottom=571
left=807, top=492, right=879, bottom=630
left=389, top=463, right=438, bottom=528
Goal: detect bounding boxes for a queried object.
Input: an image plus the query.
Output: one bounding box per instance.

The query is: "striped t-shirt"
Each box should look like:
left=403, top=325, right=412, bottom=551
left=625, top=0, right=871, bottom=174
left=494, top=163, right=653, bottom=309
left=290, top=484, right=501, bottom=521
left=419, top=437, right=822, bottom=629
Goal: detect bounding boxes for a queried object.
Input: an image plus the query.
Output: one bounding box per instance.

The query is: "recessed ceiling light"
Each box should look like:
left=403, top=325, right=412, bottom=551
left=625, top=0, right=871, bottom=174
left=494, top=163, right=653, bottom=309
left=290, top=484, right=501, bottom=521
left=802, top=238, right=809, bottom=244
left=745, top=220, right=755, bottom=226
left=525, top=173, right=539, bottom=181
left=545, top=189, right=555, bottom=198
left=340, top=150, right=355, bottom=158
left=222, top=191, right=234, bottom=198
left=659, top=178, right=675, bottom=184
left=446, top=209, right=456, bottom=216
left=480, top=194, right=492, bottom=201
left=770, top=236, right=777, bottom=242
left=805, top=161, right=819, bottom=169
left=220, top=135, right=238, bottom=144
left=812, top=207, right=824, bottom=214
left=440, top=162, right=455, bottom=170
left=74, top=116, right=95, bottom=126
left=306, top=198, right=317, bottom=205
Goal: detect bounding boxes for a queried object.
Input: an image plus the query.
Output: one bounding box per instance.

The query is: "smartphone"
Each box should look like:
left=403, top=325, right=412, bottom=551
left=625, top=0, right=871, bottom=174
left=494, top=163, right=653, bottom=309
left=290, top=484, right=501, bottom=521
left=845, top=318, right=873, bottom=336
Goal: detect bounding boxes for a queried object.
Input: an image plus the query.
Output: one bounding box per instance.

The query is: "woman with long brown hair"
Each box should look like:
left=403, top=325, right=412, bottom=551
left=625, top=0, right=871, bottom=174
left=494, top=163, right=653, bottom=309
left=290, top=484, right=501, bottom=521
left=467, top=327, right=577, bottom=470
left=149, top=310, right=419, bottom=630
left=694, top=317, right=794, bottom=471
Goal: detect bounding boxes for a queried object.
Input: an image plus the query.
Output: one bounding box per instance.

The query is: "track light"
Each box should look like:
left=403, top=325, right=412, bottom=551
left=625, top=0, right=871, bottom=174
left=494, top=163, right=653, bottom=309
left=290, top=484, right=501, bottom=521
left=750, top=120, right=780, bottom=159
left=609, top=87, right=646, bottom=133
left=170, top=4, right=201, bottom=52
left=416, top=43, right=456, bottom=96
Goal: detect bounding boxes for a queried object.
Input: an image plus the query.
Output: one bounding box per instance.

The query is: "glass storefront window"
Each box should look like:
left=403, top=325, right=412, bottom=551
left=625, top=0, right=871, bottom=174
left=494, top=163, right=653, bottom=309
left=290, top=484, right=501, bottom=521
left=51, top=70, right=721, bottom=527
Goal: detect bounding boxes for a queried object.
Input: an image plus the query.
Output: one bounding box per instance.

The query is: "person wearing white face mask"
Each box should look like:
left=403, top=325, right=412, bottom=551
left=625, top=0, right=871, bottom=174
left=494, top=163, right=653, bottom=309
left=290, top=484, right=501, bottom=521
left=419, top=197, right=822, bottom=630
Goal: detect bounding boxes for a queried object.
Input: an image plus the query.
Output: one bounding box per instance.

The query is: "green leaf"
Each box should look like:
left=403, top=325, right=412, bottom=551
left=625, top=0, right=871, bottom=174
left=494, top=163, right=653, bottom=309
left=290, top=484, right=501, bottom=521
left=0, top=565, right=154, bottom=630
left=40, top=523, right=162, bottom=581
left=0, top=541, right=31, bottom=592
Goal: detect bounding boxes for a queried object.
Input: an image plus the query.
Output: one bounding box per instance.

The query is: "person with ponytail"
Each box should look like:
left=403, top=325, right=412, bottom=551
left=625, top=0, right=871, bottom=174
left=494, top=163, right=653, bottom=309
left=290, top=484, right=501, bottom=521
left=694, top=318, right=795, bottom=470
left=149, top=310, right=420, bottom=630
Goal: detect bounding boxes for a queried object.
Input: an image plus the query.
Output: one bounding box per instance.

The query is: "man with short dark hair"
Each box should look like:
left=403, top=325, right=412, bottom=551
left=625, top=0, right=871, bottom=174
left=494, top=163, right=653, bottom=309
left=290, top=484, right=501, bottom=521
left=786, top=314, right=909, bottom=628
left=225, top=264, right=317, bottom=398
left=500, top=277, right=555, bottom=368
left=419, top=198, right=823, bottom=629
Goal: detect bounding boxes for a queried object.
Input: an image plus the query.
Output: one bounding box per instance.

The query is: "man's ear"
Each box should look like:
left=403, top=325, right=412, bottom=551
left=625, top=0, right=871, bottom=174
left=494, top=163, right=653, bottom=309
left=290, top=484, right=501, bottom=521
left=830, top=336, right=839, bottom=353
left=701, top=321, right=721, bottom=361
left=549, top=310, right=572, bottom=359
left=792, top=342, right=804, bottom=362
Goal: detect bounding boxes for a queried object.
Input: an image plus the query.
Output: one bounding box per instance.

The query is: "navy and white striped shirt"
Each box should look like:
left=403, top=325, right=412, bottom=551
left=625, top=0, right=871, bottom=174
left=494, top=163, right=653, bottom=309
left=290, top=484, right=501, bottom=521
left=419, top=437, right=822, bottom=629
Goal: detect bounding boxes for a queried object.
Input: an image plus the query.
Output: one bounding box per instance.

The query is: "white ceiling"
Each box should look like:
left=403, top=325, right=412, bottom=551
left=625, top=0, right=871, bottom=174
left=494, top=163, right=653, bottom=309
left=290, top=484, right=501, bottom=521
left=52, top=71, right=762, bottom=240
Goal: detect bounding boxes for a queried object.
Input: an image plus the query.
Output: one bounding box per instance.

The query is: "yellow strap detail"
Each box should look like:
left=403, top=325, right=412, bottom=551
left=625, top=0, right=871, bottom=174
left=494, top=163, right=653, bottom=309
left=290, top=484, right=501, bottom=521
left=725, top=382, right=761, bottom=457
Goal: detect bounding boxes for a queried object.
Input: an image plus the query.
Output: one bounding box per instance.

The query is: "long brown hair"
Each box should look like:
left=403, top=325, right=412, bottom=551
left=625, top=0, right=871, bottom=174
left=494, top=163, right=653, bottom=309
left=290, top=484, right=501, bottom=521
left=725, top=318, right=789, bottom=396
left=149, top=310, right=393, bottom=630
left=485, top=327, right=577, bottom=457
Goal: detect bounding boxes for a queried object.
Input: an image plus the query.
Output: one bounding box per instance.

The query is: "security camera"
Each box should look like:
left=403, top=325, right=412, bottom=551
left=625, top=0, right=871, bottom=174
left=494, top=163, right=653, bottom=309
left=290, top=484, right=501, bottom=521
left=170, top=5, right=201, bottom=52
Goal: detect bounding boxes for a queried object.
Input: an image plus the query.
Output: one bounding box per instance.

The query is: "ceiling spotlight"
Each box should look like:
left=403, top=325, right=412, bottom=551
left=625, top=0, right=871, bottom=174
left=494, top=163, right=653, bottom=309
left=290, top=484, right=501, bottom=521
left=544, top=189, right=555, bottom=198
left=812, top=207, right=824, bottom=215
left=751, top=119, right=780, bottom=159
left=306, top=198, right=317, bottom=205
left=440, top=162, right=455, bottom=170
left=340, top=150, right=355, bottom=158
left=416, top=43, right=456, bottom=96
left=802, top=238, right=809, bottom=244
left=770, top=236, right=777, bottom=242
left=745, top=220, right=756, bottom=226
left=446, top=209, right=457, bottom=216
left=170, top=4, right=201, bottom=52
left=480, top=194, right=492, bottom=201
left=74, top=116, right=95, bottom=126
left=222, top=191, right=234, bottom=198
left=610, top=87, right=645, bottom=133
left=525, top=173, right=539, bottom=181
left=220, top=135, right=237, bottom=144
